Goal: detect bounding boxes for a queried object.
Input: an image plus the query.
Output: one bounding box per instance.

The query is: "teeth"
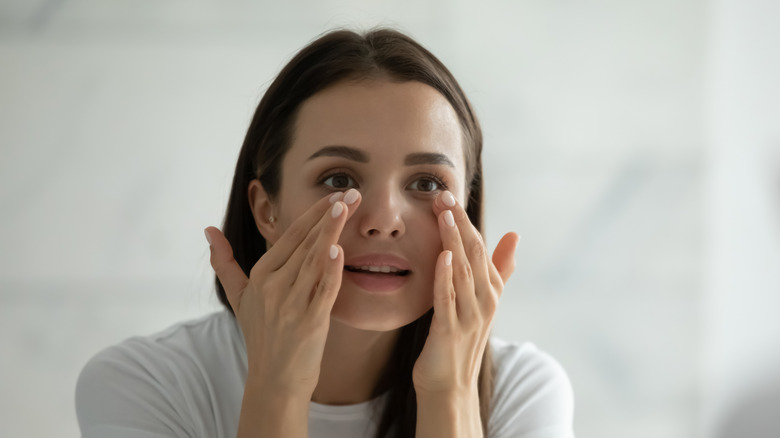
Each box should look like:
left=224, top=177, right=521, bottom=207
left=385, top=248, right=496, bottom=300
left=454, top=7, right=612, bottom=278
left=355, top=265, right=400, bottom=273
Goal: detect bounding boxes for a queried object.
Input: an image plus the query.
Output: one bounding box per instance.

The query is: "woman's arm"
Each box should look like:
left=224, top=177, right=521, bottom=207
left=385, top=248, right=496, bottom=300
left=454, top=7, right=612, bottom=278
left=236, top=378, right=310, bottom=437
left=414, top=190, right=519, bottom=437
left=416, top=389, right=483, bottom=437
left=206, top=190, right=362, bottom=438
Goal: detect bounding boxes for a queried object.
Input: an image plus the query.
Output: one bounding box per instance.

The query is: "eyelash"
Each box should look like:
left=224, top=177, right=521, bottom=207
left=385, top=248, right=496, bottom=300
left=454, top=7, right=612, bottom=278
left=316, top=168, right=359, bottom=190
left=408, top=171, right=449, bottom=193
left=316, top=169, right=450, bottom=194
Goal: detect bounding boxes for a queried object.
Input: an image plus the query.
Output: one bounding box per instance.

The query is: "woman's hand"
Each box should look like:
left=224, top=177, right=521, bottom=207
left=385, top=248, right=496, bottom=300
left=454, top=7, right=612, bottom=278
left=413, top=190, right=518, bottom=434
left=205, top=189, right=361, bottom=399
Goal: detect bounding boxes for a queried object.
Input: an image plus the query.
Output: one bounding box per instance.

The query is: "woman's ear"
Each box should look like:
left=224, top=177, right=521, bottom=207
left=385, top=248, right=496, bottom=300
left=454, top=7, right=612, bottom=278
left=248, top=179, right=280, bottom=244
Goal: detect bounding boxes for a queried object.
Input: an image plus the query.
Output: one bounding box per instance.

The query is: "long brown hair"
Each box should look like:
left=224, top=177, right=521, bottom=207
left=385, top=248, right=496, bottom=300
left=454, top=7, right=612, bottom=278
left=216, top=27, right=493, bottom=437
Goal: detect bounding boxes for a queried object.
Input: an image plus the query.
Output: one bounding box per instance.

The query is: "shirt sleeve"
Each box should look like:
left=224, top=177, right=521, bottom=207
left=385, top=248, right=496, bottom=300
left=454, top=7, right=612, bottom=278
left=488, top=341, right=575, bottom=438
left=75, top=342, right=194, bottom=438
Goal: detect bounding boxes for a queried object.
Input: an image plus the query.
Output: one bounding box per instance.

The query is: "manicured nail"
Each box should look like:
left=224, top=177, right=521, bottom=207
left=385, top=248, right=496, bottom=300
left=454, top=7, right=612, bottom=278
left=330, top=192, right=344, bottom=203
left=331, top=202, right=344, bottom=218
left=343, top=188, right=359, bottom=205
left=329, top=244, right=339, bottom=260
left=204, top=228, right=212, bottom=246
left=444, top=251, right=452, bottom=266
left=442, top=191, right=456, bottom=207
left=444, top=210, right=455, bottom=227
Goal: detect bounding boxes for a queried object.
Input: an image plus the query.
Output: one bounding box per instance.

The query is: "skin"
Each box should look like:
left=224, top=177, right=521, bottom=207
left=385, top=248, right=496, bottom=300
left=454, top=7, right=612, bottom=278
left=273, top=79, right=466, bottom=332
left=205, top=79, right=519, bottom=437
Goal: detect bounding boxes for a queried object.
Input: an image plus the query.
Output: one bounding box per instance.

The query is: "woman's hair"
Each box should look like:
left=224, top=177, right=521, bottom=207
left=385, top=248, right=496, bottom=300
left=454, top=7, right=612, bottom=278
left=216, top=27, right=492, bottom=437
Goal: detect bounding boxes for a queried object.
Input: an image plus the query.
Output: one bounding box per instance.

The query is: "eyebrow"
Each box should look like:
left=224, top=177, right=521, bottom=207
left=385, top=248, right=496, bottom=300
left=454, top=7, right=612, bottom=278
left=308, top=146, right=368, bottom=163
left=404, top=152, right=455, bottom=168
left=308, top=145, right=455, bottom=168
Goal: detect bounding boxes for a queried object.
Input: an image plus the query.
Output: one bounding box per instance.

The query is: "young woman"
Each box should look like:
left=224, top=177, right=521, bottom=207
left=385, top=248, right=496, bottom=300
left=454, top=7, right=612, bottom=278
left=76, top=28, right=574, bottom=438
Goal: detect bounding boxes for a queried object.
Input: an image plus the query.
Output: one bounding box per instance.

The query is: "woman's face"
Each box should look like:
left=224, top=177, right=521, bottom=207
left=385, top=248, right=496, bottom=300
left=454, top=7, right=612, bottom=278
left=267, top=79, right=466, bottom=331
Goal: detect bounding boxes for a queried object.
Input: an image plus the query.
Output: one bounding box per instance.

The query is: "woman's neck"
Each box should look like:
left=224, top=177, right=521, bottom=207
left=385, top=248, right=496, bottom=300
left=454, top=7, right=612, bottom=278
left=312, top=319, right=400, bottom=405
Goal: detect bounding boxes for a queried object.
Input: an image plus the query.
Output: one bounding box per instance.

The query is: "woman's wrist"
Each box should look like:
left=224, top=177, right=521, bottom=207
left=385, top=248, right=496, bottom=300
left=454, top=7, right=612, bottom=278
left=416, top=387, right=483, bottom=438
left=244, top=360, right=318, bottom=399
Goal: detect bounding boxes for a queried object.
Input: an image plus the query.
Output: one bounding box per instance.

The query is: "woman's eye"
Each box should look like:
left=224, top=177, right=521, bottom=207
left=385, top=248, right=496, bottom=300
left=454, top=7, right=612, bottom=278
left=408, top=177, right=441, bottom=192
left=322, top=173, right=356, bottom=190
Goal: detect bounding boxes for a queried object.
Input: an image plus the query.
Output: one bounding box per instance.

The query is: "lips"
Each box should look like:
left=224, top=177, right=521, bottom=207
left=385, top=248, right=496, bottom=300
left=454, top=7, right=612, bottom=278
left=344, top=265, right=410, bottom=275
left=342, top=253, right=412, bottom=292
left=343, top=254, right=412, bottom=276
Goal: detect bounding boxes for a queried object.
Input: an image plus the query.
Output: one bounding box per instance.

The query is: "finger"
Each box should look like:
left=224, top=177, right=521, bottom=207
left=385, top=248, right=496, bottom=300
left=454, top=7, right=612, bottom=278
left=281, top=190, right=362, bottom=285
left=205, top=226, right=249, bottom=312
left=308, top=244, right=344, bottom=318
left=492, top=232, right=520, bottom=286
left=437, top=208, right=478, bottom=321
left=290, top=200, right=351, bottom=308
left=434, top=191, right=491, bottom=299
left=431, top=250, right=457, bottom=329
left=264, top=189, right=360, bottom=272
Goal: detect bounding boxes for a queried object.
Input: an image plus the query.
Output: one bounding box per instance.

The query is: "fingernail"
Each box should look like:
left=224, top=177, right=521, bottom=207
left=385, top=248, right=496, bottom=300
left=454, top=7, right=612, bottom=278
left=203, top=228, right=212, bottom=246
left=331, top=202, right=344, bottom=218
left=343, top=188, right=359, bottom=205
left=442, top=191, right=456, bottom=208
left=444, top=251, right=452, bottom=266
left=330, top=192, right=344, bottom=203
left=329, top=244, right=339, bottom=260
left=444, top=210, right=455, bottom=227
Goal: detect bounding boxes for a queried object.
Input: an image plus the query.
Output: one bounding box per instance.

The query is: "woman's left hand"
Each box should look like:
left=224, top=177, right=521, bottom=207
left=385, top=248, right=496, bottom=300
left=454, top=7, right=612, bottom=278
left=412, top=190, right=519, bottom=396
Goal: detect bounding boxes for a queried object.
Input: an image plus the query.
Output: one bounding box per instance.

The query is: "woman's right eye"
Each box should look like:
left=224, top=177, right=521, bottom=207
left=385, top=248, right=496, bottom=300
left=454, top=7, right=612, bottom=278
left=322, top=173, right=357, bottom=190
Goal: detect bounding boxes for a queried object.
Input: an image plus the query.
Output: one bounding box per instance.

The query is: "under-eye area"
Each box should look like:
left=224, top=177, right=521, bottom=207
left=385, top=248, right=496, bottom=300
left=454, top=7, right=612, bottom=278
left=344, top=265, right=412, bottom=276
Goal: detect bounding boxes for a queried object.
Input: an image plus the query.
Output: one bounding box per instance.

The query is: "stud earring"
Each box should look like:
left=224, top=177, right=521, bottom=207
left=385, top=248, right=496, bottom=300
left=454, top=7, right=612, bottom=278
left=268, top=216, right=275, bottom=223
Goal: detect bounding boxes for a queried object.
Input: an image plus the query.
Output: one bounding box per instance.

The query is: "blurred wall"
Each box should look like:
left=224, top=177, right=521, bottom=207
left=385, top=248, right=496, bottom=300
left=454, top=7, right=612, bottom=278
left=703, top=0, right=780, bottom=436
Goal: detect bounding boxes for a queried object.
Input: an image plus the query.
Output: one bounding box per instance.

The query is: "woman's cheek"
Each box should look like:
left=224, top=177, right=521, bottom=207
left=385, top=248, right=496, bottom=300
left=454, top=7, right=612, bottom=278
left=418, top=208, right=444, bottom=262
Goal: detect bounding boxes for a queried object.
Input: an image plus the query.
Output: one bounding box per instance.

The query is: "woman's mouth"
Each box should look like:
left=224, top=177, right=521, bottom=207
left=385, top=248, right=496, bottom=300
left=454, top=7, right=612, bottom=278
left=344, top=265, right=411, bottom=276
left=342, top=254, right=412, bottom=292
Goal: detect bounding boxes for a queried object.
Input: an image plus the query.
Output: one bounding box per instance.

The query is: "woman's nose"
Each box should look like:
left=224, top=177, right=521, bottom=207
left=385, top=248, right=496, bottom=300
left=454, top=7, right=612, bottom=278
left=355, top=188, right=406, bottom=239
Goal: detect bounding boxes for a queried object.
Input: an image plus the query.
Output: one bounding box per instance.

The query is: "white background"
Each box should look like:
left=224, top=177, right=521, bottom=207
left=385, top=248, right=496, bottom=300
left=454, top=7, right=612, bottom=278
left=1, top=1, right=778, bottom=437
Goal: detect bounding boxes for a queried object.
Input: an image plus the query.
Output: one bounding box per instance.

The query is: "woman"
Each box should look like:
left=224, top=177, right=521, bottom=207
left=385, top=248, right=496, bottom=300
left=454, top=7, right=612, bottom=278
left=76, top=28, right=574, bottom=437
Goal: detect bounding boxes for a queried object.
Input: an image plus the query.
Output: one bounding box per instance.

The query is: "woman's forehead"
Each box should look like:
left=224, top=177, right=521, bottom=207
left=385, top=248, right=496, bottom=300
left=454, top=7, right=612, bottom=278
left=286, top=79, right=465, bottom=169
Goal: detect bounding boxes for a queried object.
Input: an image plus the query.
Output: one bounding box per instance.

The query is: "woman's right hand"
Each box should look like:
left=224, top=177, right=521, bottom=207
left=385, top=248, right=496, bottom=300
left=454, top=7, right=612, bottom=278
left=204, top=189, right=361, bottom=399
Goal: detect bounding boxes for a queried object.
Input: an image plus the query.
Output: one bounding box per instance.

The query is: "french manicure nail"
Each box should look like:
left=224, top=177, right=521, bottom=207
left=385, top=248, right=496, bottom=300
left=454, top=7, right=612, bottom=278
left=444, top=251, right=452, bottom=266
left=330, top=192, right=344, bottom=203
left=204, top=228, right=212, bottom=246
left=442, top=191, right=456, bottom=207
left=331, top=202, right=344, bottom=218
left=329, top=244, right=339, bottom=260
left=444, top=210, right=455, bottom=227
left=343, top=188, right=359, bottom=205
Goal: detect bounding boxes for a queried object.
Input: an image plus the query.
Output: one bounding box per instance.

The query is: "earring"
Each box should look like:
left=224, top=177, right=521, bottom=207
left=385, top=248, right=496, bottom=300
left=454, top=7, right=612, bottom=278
left=268, top=216, right=275, bottom=223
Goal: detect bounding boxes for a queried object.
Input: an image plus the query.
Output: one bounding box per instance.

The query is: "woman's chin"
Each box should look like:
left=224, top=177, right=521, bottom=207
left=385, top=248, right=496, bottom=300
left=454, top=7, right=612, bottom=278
left=329, top=289, right=432, bottom=332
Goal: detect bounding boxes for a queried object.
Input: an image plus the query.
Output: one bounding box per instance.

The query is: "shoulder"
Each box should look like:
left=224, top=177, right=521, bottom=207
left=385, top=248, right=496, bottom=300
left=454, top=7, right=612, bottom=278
left=490, top=338, right=573, bottom=395
left=75, top=311, right=244, bottom=438
left=488, top=338, right=575, bottom=438
left=77, top=310, right=242, bottom=384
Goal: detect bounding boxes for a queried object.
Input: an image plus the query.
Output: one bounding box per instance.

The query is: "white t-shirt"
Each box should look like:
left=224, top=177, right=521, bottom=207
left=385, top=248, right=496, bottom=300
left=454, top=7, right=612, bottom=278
left=76, top=311, right=575, bottom=438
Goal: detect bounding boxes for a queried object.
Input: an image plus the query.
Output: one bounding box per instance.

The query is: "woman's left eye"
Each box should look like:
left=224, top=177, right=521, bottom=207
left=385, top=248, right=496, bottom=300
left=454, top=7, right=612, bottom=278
left=322, top=173, right=357, bottom=190
left=408, top=177, right=443, bottom=193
